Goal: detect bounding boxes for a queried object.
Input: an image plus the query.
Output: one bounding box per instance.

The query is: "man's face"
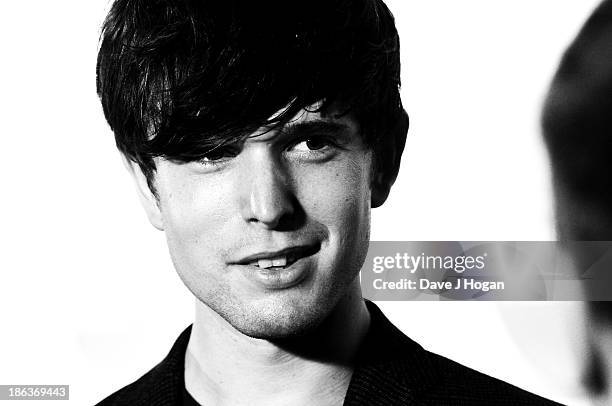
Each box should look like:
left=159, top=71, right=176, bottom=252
left=144, top=108, right=374, bottom=338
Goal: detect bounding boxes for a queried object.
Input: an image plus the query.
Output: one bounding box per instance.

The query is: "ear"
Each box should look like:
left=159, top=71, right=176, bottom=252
left=371, top=171, right=392, bottom=209
left=371, top=110, right=409, bottom=208
left=121, top=156, right=164, bottom=231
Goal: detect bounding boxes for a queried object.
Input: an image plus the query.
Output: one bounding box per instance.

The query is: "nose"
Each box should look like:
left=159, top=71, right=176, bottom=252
left=238, top=151, right=299, bottom=230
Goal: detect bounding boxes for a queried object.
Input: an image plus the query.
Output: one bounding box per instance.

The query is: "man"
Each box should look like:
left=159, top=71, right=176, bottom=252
left=96, top=0, right=559, bottom=404
left=542, top=0, right=612, bottom=402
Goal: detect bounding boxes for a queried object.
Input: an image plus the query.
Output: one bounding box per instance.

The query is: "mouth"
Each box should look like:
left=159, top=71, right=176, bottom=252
left=235, top=244, right=320, bottom=270
left=230, top=244, right=320, bottom=289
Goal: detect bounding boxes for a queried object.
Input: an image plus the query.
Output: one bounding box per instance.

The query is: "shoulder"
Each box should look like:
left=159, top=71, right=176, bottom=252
left=348, top=301, right=563, bottom=405
left=95, top=363, right=164, bottom=406
left=95, top=326, right=192, bottom=406
left=418, top=349, right=562, bottom=405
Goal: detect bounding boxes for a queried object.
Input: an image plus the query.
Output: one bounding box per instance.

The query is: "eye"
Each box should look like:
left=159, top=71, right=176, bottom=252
left=197, top=146, right=239, bottom=165
left=285, top=135, right=338, bottom=163
left=291, top=137, right=333, bottom=152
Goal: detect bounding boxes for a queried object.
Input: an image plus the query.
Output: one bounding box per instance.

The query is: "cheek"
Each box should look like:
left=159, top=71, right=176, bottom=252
left=297, top=155, right=372, bottom=235
left=156, top=172, right=232, bottom=272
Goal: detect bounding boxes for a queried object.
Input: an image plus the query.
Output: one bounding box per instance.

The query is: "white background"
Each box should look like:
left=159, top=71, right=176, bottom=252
left=0, top=1, right=602, bottom=405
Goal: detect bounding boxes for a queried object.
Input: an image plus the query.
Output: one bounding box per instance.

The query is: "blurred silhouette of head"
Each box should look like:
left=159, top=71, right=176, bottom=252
left=543, top=2, right=612, bottom=394
left=542, top=0, right=612, bottom=244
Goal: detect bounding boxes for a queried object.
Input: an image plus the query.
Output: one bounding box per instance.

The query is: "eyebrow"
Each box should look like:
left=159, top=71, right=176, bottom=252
left=280, top=120, right=351, bottom=139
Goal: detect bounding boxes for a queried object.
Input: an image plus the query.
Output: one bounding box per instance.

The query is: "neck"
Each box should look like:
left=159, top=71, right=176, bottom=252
left=185, top=282, right=370, bottom=406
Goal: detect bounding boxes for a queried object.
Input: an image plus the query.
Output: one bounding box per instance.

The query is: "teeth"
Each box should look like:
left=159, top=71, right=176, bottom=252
left=255, top=256, right=288, bottom=268
left=257, top=259, right=273, bottom=268
left=272, top=257, right=287, bottom=267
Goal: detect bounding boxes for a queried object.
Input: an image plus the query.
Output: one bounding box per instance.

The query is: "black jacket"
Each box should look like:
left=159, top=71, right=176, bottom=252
left=97, top=302, right=563, bottom=405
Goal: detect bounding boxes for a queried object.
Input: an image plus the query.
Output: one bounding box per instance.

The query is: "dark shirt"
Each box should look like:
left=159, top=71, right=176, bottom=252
left=182, top=386, right=198, bottom=405
left=97, top=301, right=563, bottom=405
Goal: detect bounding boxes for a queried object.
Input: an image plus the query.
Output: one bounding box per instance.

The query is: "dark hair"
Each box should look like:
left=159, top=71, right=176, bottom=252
left=542, top=0, right=612, bottom=239
left=96, top=0, right=408, bottom=194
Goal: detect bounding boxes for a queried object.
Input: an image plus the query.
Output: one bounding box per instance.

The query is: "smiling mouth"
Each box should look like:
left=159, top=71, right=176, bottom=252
left=232, top=244, right=320, bottom=289
left=249, top=255, right=296, bottom=269
left=236, top=244, right=320, bottom=269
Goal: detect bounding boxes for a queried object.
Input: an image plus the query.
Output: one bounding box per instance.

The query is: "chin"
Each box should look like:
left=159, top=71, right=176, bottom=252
left=216, top=293, right=339, bottom=340
left=237, top=318, right=319, bottom=340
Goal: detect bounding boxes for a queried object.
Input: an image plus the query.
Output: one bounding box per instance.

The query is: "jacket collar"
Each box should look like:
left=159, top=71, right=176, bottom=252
left=343, top=301, right=438, bottom=405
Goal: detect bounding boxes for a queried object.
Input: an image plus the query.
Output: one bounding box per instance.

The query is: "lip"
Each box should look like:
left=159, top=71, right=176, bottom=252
left=230, top=243, right=320, bottom=290
left=231, top=244, right=320, bottom=265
